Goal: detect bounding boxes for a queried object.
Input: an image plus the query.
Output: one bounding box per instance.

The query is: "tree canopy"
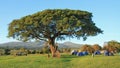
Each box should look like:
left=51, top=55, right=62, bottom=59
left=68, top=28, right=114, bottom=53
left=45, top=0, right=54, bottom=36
left=8, top=9, right=103, bottom=42
left=103, top=40, right=120, bottom=52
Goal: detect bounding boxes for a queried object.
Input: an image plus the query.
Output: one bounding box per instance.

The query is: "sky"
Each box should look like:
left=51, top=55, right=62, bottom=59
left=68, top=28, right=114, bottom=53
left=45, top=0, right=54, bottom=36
left=0, top=0, right=120, bottom=46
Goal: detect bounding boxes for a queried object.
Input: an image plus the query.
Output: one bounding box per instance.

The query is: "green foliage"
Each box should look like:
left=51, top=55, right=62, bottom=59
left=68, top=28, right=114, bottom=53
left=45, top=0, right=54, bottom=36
left=8, top=9, right=103, bottom=42
left=59, top=48, right=72, bottom=53
left=10, top=49, right=27, bottom=56
left=0, top=49, right=5, bottom=55
left=27, top=50, right=36, bottom=54
left=4, top=49, right=10, bottom=55
left=41, top=46, right=50, bottom=54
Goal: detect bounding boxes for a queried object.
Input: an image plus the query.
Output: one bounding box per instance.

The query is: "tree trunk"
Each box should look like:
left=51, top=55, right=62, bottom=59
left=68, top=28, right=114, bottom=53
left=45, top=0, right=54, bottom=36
left=48, top=38, right=60, bottom=58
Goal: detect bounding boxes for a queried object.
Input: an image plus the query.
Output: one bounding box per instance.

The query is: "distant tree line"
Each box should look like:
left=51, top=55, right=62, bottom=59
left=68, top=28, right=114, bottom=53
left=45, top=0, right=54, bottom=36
left=0, top=45, right=72, bottom=56
left=0, top=40, right=120, bottom=56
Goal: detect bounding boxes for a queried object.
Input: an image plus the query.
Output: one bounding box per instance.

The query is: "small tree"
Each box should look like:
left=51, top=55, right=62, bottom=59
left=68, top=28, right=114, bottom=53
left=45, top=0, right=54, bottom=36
left=92, top=44, right=102, bottom=51
left=81, top=44, right=95, bottom=54
left=5, top=49, right=10, bottom=55
left=8, top=9, right=102, bottom=57
left=103, top=40, right=120, bottom=53
left=0, top=49, right=5, bottom=55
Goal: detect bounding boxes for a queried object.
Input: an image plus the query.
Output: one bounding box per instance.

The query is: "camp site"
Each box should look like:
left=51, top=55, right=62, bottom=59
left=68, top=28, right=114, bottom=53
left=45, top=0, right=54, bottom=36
left=0, top=0, right=120, bottom=68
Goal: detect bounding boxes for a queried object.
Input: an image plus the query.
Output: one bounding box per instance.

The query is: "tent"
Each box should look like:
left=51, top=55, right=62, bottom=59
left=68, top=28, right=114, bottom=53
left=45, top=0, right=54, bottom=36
left=104, top=50, right=114, bottom=56
left=71, top=50, right=75, bottom=55
left=77, top=52, right=84, bottom=56
left=104, top=50, right=109, bottom=56
left=94, top=50, right=101, bottom=55
left=71, top=50, right=78, bottom=55
left=82, top=51, right=88, bottom=55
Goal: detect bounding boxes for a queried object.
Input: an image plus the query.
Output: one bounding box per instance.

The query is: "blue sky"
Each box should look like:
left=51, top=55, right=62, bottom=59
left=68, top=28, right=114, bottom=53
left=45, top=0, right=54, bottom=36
left=0, top=0, right=120, bottom=46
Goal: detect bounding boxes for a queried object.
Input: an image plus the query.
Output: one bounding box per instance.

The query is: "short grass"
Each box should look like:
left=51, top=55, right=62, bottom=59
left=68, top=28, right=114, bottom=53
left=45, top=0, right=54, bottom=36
left=0, top=54, right=120, bottom=68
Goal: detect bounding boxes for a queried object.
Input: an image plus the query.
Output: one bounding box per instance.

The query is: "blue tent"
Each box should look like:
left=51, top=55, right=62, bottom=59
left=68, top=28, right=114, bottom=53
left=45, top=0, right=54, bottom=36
left=82, top=51, right=88, bottom=55
left=94, top=50, right=101, bottom=55
left=74, top=51, right=78, bottom=55
left=77, top=52, right=84, bottom=56
left=104, top=50, right=114, bottom=56
left=71, top=50, right=78, bottom=55
left=104, top=50, right=109, bottom=56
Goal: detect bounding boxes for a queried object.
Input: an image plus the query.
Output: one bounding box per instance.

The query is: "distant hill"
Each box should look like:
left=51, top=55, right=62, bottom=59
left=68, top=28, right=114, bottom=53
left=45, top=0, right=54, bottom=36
left=0, top=41, right=82, bottom=49
left=59, top=41, right=82, bottom=48
left=0, top=41, right=44, bottom=49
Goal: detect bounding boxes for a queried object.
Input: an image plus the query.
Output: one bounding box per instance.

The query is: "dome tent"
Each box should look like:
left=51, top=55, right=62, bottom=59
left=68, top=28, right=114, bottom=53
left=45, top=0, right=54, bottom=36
left=82, top=51, right=88, bottom=55
left=71, top=50, right=78, bottom=55
left=77, top=52, right=84, bottom=56
left=94, top=50, right=101, bottom=55
left=104, top=50, right=109, bottom=56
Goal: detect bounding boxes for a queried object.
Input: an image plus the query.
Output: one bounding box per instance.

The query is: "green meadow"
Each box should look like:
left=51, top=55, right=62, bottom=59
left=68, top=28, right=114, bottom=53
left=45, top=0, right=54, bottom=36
left=0, top=54, right=120, bottom=68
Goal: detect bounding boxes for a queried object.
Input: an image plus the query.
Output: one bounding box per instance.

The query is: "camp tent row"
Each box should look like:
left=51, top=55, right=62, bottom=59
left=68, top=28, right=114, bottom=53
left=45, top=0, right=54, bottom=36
left=71, top=50, right=114, bottom=56
left=71, top=50, right=90, bottom=56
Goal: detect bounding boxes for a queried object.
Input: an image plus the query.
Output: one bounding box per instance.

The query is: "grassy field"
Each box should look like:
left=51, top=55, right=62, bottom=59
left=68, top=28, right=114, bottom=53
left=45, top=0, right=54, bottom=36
left=0, top=54, right=120, bottom=68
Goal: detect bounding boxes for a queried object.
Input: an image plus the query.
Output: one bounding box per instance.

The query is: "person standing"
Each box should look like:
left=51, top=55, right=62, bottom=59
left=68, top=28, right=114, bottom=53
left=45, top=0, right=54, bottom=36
left=92, top=51, right=94, bottom=58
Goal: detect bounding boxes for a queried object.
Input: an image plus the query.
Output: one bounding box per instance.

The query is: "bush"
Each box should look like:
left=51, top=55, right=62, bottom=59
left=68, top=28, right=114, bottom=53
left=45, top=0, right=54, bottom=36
left=0, top=49, right=5, bottom=55
left=10, top=49, right=27, bottom=56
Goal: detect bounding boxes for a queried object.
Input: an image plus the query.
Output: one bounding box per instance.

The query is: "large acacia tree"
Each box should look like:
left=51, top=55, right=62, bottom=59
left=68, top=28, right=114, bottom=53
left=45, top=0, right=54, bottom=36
left=8, top=9, right=103, bottom=57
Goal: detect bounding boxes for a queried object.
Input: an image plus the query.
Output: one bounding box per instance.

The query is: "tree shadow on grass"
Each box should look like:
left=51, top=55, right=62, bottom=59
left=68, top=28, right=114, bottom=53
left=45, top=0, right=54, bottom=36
left=61, top=59, right=71, bottom=62
left=35, top=60, right=41, bottom=62
left=60, top=55, right=79, bottom=62
left=61, top=54, right=79, bottom=59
